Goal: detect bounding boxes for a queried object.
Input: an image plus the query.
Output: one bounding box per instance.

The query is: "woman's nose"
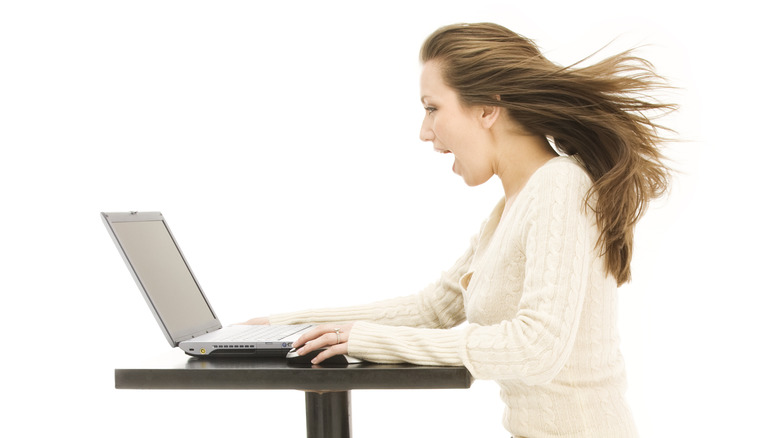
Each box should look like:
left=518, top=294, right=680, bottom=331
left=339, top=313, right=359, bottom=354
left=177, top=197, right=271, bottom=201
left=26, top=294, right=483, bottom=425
left=419, top=120, right=434, bottom=142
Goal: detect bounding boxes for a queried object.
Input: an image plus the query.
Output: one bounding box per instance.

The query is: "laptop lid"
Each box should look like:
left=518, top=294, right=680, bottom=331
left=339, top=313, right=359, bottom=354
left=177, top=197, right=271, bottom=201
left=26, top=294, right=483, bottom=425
left=102, top=211, right=222, bottom=347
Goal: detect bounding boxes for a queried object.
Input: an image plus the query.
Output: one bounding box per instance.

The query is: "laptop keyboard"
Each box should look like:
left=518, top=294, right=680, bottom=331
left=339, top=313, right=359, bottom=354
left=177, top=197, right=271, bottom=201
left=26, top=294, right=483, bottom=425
left=211, top=324, right=309, bottom=342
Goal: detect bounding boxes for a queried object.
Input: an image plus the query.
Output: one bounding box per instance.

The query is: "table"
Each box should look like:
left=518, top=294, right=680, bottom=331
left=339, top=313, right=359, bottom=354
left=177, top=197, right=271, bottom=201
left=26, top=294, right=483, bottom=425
left=115, top=351, right=474, bottom=437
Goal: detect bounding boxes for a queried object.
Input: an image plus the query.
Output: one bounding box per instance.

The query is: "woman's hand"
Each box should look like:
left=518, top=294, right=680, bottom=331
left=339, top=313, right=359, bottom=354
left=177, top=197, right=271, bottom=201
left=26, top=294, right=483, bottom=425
left=293, top=322, right=354, bottom=365
left=238, top=317, right=270, bottom=325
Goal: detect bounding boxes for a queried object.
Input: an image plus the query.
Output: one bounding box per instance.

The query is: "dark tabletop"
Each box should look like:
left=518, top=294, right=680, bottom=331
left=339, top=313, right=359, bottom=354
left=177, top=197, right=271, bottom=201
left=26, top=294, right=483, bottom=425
left=115, top=351, right=474, bottom=392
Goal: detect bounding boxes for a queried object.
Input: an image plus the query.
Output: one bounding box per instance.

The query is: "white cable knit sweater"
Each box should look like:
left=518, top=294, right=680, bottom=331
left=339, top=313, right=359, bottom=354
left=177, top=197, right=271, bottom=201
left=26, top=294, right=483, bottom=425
left=270, top=156, right=638, bottom=437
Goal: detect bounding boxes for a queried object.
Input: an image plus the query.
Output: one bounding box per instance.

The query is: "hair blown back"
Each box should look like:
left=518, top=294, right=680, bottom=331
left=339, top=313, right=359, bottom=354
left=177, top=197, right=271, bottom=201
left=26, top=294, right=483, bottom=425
left=421, top=23, right=677, bottom=285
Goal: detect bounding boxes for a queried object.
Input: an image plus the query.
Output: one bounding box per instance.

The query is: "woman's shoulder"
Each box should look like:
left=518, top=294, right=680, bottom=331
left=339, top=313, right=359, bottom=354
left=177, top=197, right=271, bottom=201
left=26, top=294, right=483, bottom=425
left=526, top=155, right=592, bottom=194
left=500, top=155, right=592, bottom=225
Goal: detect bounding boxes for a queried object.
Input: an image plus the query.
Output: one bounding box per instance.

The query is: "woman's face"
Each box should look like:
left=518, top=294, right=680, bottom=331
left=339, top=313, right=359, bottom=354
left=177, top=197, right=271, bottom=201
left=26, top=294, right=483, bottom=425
left=419, top=61, right=496, bottom=187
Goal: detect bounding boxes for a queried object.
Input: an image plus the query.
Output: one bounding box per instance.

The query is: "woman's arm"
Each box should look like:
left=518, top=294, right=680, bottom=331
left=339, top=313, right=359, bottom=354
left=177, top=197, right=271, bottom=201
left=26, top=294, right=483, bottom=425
left=246, top=233, right=477, bottom=329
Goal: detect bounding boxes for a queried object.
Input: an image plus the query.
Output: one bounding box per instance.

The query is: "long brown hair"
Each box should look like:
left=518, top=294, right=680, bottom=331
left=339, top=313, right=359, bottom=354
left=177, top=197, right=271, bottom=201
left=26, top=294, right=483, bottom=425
left=421, top=23, right=676, bottom=285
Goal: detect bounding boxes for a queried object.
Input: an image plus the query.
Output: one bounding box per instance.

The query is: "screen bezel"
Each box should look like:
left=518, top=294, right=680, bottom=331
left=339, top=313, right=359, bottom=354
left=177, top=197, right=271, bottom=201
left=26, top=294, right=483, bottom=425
left=101, top=211, right=222, bottom=347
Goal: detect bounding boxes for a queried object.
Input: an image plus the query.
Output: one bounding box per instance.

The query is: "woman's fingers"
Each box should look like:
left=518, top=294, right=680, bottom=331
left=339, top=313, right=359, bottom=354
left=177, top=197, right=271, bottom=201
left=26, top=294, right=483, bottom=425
left=292, top=325, right=325, bottom=348
left=237, top=317, right=270, bottom=325
left=293, top=323, right=354, bottom=362
left=294, top=331, right=340, bottom=353
left=294, top=324, right=351, bottom=348
left=311, top=342, right=349, bottom=365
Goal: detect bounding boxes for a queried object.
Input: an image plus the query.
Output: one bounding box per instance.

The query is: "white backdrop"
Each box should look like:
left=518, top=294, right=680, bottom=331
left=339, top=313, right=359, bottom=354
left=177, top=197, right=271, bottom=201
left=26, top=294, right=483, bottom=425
left=2, top=1, right=777, bottom=436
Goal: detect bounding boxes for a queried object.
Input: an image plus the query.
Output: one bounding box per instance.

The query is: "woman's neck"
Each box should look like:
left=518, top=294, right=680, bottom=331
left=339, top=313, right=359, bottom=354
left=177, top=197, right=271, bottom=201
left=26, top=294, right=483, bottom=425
left=496, top=134, right=559, bottom=208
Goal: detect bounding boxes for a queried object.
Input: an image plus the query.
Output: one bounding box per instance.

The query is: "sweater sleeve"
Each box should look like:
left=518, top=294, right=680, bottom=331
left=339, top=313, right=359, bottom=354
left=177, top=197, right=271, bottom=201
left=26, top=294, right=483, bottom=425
left=349, top=162, right=595, bottom=385
left=268, top=234, right=476, bottom=329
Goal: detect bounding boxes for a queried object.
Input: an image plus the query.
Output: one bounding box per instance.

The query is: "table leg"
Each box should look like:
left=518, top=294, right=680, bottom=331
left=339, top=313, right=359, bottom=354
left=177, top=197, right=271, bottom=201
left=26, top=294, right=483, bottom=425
left=305, top=391, right=352, bottom=438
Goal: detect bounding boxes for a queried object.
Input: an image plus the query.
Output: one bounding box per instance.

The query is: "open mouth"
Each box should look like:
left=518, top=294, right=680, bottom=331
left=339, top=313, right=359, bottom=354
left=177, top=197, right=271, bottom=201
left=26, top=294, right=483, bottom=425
left=434, top=147, right=452, bottom=154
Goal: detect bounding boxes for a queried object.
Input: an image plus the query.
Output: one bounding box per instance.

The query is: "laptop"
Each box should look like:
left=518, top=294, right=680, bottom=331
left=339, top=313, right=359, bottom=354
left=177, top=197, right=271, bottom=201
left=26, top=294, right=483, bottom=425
left=102, top=211, right=313, bottom=357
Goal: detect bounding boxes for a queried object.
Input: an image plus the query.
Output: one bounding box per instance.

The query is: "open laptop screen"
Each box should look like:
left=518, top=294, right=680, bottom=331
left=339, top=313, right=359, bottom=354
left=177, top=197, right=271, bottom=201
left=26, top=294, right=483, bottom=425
left=105, top=213, right=219, bottom=345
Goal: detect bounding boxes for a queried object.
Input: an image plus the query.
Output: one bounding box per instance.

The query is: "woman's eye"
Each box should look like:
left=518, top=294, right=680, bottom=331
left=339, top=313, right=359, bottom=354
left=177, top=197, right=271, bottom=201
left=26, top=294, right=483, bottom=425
left=424, top=106, right=437, bottom=115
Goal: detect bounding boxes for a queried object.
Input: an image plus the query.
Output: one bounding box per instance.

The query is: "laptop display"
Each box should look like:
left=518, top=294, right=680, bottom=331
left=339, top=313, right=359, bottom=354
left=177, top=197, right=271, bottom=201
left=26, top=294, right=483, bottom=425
left=102, top=211, right=311, bottom=357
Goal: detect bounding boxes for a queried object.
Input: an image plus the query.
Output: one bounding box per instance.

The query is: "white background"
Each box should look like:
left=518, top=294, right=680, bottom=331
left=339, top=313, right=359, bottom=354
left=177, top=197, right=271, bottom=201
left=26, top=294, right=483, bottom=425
left=1, top=1, right=777, bottom=436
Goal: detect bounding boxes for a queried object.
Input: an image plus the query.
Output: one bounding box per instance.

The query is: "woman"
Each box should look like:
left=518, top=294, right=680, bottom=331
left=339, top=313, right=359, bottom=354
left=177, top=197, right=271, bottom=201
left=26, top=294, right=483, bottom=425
left=245, top=23, right=675, bottom=437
